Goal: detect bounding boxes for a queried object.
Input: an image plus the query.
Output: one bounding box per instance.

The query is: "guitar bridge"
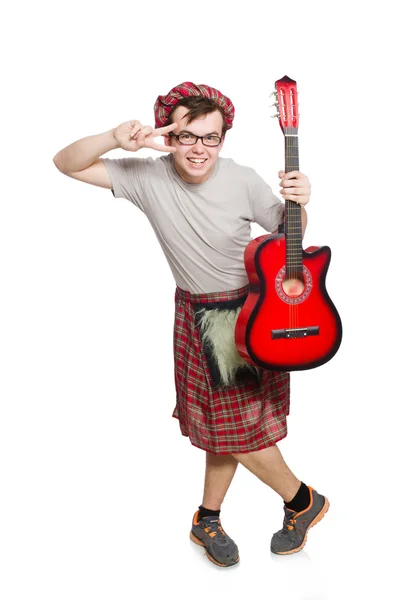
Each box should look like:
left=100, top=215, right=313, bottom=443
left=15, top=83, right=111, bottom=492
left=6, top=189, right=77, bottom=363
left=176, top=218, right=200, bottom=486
left=271, top=326, right=319, bottom=339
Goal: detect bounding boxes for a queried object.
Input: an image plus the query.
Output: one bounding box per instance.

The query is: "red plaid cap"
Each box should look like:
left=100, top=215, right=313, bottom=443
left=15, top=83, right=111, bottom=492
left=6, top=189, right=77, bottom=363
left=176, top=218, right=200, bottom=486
left=154, top=81, right=235, bottom=130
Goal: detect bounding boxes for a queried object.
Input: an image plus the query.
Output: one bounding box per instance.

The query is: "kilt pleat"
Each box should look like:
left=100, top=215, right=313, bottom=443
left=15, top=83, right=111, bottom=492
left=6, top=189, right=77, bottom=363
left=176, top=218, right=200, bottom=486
left=172, top=285, right=290, bottom=454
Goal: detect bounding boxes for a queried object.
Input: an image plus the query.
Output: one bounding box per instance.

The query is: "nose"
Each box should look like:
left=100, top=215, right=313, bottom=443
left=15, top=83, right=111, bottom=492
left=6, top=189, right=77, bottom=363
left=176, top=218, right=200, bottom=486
left=192, top=138, right=206, bottom=152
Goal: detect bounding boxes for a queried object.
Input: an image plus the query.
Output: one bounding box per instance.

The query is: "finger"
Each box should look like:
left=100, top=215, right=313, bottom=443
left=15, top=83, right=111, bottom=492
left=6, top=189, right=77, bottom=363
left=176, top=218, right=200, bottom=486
left=280, top=194, right=310, bottom=205
left=140, top=125, right=153, bottom=136
left=282, top=170, right=306, bottom=179
left=130, top=124, right=143, bottom=139
left=129, top=120, right=142, bottom=130
left=280, top=187, right=309, bottom=198
left=152, top=122, right=178, bottom=137
left=278, top=170, right=285, bottom=178
left=280, top=176, right=311, bottom=189
left=133, top=126, right=154, bottom=145
left=280, top=187, right=303, bottom=195
left=280, top=179, right=311, bottom=194
left=133, top=126, right=151, bottom=141
left=282, top=195, right=308, bottom=204
left=135, top=131, right=146, bottom=145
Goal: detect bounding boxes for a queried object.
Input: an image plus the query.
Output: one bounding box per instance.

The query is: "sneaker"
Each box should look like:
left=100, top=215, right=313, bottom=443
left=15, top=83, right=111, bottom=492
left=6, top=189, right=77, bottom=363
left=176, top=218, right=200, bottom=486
left=271, top=486, right=330, bottom=555
left=190, top=511, right=240, bottom=567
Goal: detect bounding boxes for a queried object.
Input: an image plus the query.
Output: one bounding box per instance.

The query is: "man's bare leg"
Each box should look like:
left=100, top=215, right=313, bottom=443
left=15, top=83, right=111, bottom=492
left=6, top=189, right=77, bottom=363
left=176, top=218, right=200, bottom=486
left=231, top=445, right=301, bottom=502
left=201, top=452, right=239, bottom=510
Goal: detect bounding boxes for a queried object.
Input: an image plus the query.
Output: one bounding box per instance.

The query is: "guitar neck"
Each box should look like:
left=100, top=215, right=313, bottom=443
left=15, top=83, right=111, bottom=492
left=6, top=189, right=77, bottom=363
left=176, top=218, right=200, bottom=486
left=285, top=127, right=299, bottom=173
left=284, top=128, right=302, bottom=278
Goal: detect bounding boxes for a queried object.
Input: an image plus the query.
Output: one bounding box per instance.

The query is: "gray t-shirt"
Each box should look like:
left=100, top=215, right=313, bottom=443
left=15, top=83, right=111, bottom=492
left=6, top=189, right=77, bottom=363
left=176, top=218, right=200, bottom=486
left=102, top=154, right=284, bottom=293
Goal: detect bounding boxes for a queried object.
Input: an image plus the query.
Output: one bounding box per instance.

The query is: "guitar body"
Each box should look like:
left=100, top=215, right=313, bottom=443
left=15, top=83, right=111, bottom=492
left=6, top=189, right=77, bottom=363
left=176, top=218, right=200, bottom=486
left=235, top=74, right=342, bottom=371
left=235, top=233, right=342, bottom=371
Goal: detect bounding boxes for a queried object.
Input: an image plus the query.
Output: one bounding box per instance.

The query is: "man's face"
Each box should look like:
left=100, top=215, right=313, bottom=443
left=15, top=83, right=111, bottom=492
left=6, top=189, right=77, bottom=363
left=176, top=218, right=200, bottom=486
left=164, top=106, right=225, bottom=184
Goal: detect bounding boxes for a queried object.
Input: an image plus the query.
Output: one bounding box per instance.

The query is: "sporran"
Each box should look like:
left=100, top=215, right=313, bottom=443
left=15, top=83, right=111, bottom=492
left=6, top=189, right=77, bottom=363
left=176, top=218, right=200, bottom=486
left=194, top=300, right=260, bottom=388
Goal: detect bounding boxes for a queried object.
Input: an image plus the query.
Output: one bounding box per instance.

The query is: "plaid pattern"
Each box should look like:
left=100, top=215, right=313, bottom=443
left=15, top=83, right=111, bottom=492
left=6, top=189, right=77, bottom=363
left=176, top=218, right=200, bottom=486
left=173, top=286, right=290, bottom=455
left=154, top=81, right=235, bottom=130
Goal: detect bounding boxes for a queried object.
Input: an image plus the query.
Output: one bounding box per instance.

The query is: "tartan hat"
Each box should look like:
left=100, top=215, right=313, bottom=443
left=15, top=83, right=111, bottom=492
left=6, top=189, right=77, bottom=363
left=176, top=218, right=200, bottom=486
left=154, top=81, right=235, bottom=130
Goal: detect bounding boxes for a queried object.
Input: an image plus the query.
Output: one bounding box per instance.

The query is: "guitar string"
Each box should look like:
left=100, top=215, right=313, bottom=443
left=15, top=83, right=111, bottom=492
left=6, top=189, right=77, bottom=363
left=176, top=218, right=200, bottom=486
left=286, top=131, right=300, bottom=332
left=294, top=131, right=300, bottom=331
left=285, top=132, right=293, bottom=330
left=288, top=131, right=298, bottom=328
left=286, top=132, right=292, bottom=331
left=293, top=131, right=303, bottom=327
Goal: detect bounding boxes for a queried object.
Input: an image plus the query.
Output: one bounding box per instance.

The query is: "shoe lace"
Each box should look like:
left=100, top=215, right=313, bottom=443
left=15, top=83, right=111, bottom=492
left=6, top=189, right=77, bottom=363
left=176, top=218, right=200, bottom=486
left=286, top=517, right=297, bottom=531
left=282, top=509, right=297, bottom=532
left=201, top=518, right=226, bottom=538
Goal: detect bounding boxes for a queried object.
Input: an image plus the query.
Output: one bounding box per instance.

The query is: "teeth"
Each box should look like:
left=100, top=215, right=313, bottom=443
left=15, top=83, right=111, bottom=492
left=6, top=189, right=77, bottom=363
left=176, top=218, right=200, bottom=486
left=188, top=159, right=205, bottom=163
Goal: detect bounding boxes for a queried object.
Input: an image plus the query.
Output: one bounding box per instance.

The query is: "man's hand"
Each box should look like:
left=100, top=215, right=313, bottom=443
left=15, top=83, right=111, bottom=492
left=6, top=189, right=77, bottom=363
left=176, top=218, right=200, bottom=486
left=113, top=120, right=178, bottom=153
left=278, top=170, right=311, bottom=207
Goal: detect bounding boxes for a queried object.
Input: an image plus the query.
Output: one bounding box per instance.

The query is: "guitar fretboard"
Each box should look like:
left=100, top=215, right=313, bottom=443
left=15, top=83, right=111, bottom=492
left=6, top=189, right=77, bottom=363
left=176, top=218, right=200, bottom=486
left=284, top=128, right=303, bottom=279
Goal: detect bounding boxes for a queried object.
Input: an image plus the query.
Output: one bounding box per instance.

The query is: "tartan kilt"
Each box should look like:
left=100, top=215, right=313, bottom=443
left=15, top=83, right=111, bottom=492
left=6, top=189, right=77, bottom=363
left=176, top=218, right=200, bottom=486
left=172, top=285, right=290, bottom=455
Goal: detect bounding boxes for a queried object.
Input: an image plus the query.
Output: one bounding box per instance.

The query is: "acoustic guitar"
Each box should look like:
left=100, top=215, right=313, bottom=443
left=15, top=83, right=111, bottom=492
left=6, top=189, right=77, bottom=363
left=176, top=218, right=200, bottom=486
left=235, top=75, right=342, bottom=371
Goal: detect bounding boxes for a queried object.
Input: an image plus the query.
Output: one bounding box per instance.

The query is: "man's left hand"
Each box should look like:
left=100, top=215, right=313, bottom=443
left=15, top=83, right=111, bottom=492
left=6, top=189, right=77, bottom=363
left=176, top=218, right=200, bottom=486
left=278, top=170, right=311, bottom=208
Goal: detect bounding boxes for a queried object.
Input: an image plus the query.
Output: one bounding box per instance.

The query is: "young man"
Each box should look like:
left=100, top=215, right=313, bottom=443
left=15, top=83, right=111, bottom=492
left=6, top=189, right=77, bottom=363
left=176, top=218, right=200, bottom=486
left=53, top=81, right=329, bottom=568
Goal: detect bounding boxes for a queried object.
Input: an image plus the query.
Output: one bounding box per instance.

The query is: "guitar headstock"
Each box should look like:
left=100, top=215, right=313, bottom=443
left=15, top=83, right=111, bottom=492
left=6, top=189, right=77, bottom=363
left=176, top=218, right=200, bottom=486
left=270, top=75, right=299, bottom=133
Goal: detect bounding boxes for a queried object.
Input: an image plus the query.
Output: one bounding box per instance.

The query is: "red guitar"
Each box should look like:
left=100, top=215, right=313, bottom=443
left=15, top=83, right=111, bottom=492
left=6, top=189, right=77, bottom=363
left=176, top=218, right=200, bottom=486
left=235, top=75, right=342, bottom=371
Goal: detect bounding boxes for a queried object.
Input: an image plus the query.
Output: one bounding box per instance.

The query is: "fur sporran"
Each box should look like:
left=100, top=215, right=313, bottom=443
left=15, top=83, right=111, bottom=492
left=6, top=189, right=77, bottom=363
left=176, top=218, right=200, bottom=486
left=195, top=303, right=260, bottom=388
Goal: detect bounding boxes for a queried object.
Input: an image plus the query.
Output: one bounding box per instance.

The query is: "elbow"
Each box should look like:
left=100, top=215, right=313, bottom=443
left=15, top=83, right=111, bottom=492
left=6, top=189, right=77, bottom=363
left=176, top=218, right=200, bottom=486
left=53, top=155, right=66, bottom=173
left=53, top=154, right=61, bottom=169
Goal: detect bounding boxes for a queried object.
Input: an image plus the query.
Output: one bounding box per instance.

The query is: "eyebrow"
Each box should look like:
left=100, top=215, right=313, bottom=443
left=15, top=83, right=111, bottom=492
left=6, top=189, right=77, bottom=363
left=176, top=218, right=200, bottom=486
left=178, top=129, right=221, bottom=136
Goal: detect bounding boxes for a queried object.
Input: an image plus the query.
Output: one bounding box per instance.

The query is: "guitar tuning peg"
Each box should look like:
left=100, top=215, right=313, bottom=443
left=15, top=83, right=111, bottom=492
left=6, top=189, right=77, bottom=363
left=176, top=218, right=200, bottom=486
left=269, top=102, right=279, bottom=108
left=269, top=91, right=278, bottom=99
left=271, top=113, right=280, bottom=118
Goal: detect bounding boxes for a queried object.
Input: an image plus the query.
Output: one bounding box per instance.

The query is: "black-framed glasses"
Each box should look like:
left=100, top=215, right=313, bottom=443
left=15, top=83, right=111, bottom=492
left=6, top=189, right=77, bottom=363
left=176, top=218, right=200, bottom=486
left=169, top=132, right=223, bottom=147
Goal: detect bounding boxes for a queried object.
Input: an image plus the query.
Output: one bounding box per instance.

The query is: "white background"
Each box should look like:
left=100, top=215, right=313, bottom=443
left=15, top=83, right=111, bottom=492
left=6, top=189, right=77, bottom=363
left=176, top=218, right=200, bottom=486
left=1, top=1, right=395, bottom=599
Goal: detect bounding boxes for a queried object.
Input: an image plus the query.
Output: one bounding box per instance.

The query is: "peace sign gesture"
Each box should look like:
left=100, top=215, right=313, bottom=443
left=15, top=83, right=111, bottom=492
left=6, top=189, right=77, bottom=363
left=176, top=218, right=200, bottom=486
left=113, top=120, right=177, bottom=153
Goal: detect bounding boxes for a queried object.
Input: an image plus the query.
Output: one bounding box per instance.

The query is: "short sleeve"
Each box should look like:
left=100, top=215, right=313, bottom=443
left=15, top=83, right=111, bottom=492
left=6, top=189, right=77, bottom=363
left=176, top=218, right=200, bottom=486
left=102, top=157, right=150, bottom=212
left=250, top=175, right=285, bottom=232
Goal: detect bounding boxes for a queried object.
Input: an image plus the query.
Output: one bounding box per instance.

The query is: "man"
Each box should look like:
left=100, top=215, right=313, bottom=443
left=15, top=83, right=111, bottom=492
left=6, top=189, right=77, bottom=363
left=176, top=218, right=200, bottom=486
left=53, top=81, right=329, bottom=568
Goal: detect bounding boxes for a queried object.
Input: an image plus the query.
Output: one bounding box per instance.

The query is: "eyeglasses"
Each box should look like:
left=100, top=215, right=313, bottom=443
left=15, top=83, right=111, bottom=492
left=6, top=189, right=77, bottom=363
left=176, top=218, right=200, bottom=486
left=169, top=132, right=223, bottom=147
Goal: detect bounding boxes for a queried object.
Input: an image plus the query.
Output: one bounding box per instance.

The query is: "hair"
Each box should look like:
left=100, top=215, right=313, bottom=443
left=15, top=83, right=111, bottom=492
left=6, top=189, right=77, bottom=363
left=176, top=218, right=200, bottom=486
left=165, top=96, right=228, bottom=136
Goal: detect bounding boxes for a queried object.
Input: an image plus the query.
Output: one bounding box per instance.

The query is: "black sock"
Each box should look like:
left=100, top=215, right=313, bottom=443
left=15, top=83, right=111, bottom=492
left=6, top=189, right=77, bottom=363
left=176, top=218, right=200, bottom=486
left=198, top=505, right=221, bottom=521
left=284, top=482, right=311, bottom=513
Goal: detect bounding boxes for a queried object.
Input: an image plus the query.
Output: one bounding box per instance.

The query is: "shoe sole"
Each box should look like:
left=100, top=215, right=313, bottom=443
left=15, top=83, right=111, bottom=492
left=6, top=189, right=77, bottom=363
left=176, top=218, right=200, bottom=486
left=190, top=531, right=240, bottom=567
left=272, top=497, right=330, bottom=555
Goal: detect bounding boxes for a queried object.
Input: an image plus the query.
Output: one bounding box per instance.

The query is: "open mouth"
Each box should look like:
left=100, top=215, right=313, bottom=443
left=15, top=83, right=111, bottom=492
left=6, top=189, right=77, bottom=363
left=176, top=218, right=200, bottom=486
left=187, top=158, right=207, bottom=165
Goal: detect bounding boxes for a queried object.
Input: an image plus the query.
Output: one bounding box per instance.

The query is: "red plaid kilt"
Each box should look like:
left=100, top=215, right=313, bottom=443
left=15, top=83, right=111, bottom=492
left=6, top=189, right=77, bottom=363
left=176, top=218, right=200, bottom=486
left=172, top=285, right=290, bottom=454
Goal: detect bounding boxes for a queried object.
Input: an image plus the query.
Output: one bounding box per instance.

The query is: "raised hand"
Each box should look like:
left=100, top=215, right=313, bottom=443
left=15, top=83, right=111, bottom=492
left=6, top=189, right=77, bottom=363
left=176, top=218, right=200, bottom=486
left=113, top=120, right=177, bottom=153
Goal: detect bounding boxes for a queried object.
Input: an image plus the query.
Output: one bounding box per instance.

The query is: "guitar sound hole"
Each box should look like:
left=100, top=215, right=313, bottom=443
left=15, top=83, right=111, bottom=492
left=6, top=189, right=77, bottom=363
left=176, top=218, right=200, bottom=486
left=275, top=266, right=312, bottom=305
left=281, top=277, right=305, bottom=297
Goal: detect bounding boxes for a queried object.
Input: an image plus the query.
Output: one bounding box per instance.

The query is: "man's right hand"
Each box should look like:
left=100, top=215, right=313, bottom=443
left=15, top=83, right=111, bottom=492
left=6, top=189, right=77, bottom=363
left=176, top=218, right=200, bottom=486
left=113, top=120, right=177, bottom=153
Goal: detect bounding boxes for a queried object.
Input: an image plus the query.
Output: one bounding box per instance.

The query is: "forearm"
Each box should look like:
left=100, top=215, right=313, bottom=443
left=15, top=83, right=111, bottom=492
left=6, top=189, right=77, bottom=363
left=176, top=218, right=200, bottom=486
left=53, top=129, right=119, bottom=173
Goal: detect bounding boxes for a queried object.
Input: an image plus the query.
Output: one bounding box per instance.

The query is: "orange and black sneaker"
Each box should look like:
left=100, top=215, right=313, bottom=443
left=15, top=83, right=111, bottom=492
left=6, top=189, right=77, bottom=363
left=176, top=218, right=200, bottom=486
left=190, top=511, right=240, bottom=567
left=271, top=486, right=330, bottom=555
